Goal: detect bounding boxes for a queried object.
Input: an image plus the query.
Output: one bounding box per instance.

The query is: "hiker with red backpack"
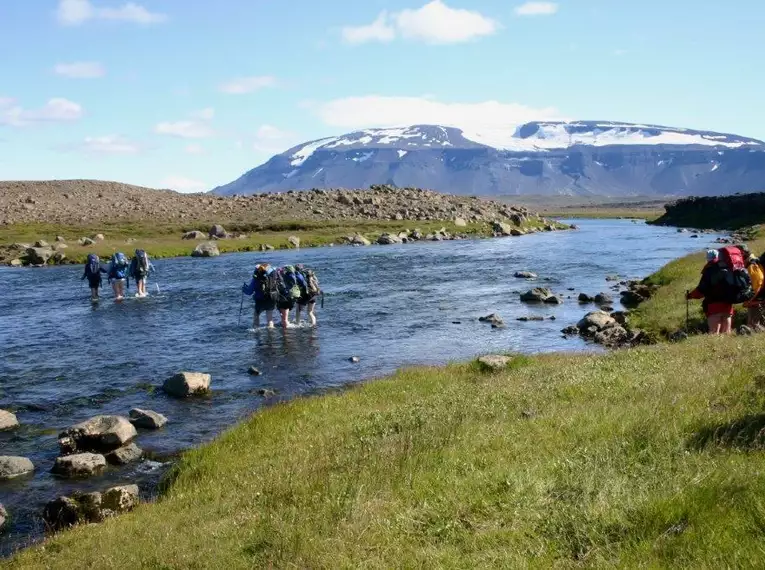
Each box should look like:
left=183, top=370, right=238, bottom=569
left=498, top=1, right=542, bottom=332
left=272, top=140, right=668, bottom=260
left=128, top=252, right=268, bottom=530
left=686, top=246, right=755, bottom=334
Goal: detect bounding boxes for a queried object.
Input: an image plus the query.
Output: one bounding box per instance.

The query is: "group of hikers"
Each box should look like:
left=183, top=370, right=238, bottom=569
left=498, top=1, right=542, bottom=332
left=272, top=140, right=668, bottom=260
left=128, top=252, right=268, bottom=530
left=80, top=252, right=323, bottom=329
left=81, top=249, right=154, bottom=301
left=241, top=263, right=322, bottom=328
left=686, top=244, right=765, bottom=334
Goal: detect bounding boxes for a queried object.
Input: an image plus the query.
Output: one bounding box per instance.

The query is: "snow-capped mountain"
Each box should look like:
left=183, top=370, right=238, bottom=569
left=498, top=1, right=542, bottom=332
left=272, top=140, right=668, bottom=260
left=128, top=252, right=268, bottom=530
left=212, top=122, right=765, bottom=197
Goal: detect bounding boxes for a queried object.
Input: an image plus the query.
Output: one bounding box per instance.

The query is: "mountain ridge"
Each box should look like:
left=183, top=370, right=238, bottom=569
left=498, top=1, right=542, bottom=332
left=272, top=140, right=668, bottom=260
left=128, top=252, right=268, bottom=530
left=212, top=121, right=765, bottom=198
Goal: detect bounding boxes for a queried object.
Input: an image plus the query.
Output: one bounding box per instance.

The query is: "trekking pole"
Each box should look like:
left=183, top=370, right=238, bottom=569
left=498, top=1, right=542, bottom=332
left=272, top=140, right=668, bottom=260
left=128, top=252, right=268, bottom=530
left=321, top=291, right=325, bottom=309
left=685, top=290, right=690, bottom=332
left=238, top=292, right=245, bottom=326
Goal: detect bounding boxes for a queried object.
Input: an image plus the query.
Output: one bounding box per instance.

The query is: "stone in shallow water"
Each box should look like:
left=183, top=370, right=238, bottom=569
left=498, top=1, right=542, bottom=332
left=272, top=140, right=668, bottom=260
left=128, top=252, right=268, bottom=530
left=129, top=408, right=168, bottom=430
left=0, top=456, right=35, bottom=480
left=0, top=409, right=19, bottom=431
left=51, top=453, right=106, bottom=478
left=58, top=415, right=137, bottom=453
left=163, top=372, right=211, bottom=397
left=105, top=443, right=143, bottom=466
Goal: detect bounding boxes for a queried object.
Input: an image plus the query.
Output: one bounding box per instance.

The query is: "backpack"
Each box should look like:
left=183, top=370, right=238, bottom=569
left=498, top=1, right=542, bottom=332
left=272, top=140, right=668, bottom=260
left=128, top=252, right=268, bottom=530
left=278, top=266, right=302, bottom=301
left=254, top=264, right=278, bottom=302
left=86, top=254, right=100, bottom=277
left=110, top=252, right=129, bottom=280
left=299, top=267, right=321, bottom=297
left=135, top=249, right=149, bottom=277
left=716, top=246, right=754, bottom=304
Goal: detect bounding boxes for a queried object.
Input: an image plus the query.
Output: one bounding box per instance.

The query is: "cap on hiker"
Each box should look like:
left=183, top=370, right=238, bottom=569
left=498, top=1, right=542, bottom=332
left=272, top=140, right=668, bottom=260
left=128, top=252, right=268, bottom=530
left=706, top=249, right=719, bottom=261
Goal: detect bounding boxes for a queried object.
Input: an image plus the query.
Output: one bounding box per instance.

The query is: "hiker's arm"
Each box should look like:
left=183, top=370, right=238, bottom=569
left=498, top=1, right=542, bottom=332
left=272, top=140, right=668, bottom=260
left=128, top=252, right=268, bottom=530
left=687, top=288, right=704, bottom=300
left=242, top=278, right=256, bottom=295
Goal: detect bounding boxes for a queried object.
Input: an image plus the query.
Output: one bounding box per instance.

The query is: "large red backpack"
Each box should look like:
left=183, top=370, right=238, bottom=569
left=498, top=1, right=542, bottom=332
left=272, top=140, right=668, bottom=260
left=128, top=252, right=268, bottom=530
left=716, top=246, right=754, bottom=304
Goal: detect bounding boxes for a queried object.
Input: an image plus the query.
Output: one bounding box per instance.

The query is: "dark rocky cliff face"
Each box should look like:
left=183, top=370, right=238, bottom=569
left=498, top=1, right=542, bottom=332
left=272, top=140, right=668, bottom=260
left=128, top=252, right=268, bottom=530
left=212, top=123, right=765, bottom=197
left=652, top=192, right=765, bottom=230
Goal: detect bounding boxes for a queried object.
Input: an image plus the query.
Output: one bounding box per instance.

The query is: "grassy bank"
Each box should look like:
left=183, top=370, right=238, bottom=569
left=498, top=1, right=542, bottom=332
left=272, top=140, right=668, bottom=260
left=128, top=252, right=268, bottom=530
left=0, top=219, right=558, bottom=265
left=9, top=334, right=765, bottom=568
left=543, top=208, right=663, bottom=221
left=631, top=232, right=765, bottom=337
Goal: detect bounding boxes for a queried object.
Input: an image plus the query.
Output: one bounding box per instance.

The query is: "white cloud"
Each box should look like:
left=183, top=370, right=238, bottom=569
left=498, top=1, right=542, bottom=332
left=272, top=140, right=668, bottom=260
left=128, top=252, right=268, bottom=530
left=341, top=1, right=498, bottom=45
left=154, top=109, right=215, bottom=139
left=154, top=120, right=215, bottom=138
left=160, top=176, right=208, bottom=193
left=341, top=11, right=395, bottom=44
left=0, top=98, right=84, bottom=127
left=54, top=61, right=106, bottom=78
left=514, top=2, right=558, bottom=16
left=219, top=76, right=277, bottom=94
left=60, top=134, right=142, bottom=154
left=311, top=95, right=563, bottom=131
left=185, top=144, right=205, bottom=155
left=252, top=124, right=301, bottom=153
left=189, top=107, right=215, bottom=120
left=56, top=0, right=166, bottom=26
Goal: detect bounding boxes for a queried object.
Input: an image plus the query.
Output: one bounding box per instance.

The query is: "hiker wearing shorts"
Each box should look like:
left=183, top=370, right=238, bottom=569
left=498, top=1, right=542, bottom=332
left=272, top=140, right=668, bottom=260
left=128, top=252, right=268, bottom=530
left=242, top=264, right=277, bottom=328
left=129, top=249, right=154, bottom=298
left=687, top=249, right=733, bottom=335
left=107, top=252, right=130, bottom=301
left=276, top=266, right=303, bottom=329
left=82, top=254, right=107, bottom=301
left=295, top=264, right=320, bottom=327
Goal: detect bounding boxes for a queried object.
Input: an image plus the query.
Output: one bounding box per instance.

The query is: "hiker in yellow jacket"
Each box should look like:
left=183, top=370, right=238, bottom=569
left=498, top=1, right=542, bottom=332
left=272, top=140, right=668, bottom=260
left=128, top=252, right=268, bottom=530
left=744, top=254, right=765, bottom=328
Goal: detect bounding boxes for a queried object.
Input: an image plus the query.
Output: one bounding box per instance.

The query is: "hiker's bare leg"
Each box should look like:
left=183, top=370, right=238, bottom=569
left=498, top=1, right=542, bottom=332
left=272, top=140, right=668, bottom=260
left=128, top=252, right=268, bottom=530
left=707, top=315, right=722, bottom=335
left=294, top=305, right=302, bottom=325
left=721, top=316, right=732, bottom=335
left=90, top=287, right=98, bottom=300
left=280, top=308, right=289, bottom=328
left=266, top=309, right=275, bottom=328
left=253, top=308, right=260, bottom=329
left=307, top=302, right=316, bottom=326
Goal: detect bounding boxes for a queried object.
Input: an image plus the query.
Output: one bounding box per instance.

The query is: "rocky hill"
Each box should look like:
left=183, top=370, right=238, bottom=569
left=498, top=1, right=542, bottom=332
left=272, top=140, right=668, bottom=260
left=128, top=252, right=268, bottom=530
left=211, top=122, right=765, bottom=198
left=652, top=192, right=765, bottom=230
left=0, top=180, right=543, bottom=227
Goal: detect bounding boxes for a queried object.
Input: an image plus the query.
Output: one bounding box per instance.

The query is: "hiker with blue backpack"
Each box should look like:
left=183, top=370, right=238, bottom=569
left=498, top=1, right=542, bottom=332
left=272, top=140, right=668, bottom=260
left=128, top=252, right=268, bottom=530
left=129, top=249, right=154, bottom=298
left=276, top=265, right=305, bottom=328
left=294, top=264, right=322, bottom=327
left=82, top=254, right=107, bottom=301
left=242, top=263, right=278, bottom=328
left=107, top=252, right=130, bottom=301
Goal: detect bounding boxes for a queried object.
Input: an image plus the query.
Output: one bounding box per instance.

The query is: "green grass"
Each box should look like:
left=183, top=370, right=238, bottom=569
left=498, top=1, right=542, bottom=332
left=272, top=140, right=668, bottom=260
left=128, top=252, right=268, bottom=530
left=630, top=235, right=765, bottom=337
left=543, top=208, right=664, bottom=221
left=9, top=334, right=765, bottom=568
left=1, top=219, right=556, bottom=264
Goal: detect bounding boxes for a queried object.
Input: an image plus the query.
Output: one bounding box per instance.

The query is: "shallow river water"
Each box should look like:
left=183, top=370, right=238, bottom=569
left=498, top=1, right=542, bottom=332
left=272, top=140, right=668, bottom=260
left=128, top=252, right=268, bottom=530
left=0, top=219, right=722, bottom=554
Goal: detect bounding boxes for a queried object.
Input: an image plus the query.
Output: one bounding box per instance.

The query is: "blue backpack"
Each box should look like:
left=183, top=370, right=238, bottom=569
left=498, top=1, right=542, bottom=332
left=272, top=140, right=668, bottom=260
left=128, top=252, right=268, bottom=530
left=279, top=266, right=303, bottom=301
left=86, top=254, right=100, bottom=276
left=110, top=252, right=129, bottom=279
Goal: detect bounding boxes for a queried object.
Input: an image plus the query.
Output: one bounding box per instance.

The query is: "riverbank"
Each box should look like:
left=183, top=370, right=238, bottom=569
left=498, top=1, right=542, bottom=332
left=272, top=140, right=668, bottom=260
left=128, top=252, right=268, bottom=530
left=0, top=218, right=564, bottom=266
left=8, top=332, right=765, bottom=568
left=630, top=229, right=765, bottom=337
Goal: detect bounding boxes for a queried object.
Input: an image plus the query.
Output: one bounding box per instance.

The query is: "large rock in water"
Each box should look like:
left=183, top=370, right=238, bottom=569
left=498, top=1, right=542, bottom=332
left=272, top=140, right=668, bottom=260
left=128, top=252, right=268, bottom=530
left=0, top=503, right=6, bottom=530
left=0, top=409, right=19, bottom=430
left=191, top=242, right=220, bottom=257
left=43, top=485, right=139, bottom=530
left=163, top=371, right=211, bottom=397
left=0, top=456, right=35, bottom=480
left=59, top=415, right=137, bottom=454
left=105, top=443, right=143, bottom=466
left=577, top=311, right=616, bottom=331
left=129, top=408, right=168, bottom=429
left=51, top=453, right=106, bottom=478
left=520, top=288, right=553, bottom=303
left=377, top=233, right=402, bottom=245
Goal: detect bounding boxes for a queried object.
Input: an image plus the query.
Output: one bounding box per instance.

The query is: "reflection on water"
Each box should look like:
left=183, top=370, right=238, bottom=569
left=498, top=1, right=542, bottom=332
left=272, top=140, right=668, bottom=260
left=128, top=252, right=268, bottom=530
left=0, top=219, right=722, bottom=554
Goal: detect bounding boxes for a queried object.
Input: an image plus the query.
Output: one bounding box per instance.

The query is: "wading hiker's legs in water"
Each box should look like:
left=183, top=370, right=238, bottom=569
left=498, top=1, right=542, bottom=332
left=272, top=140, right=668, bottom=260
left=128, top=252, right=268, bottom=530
left=112, top=279, right=125, bottom=299
left=304, top=301, right=317, bottom=326
left=280, top=308, right=290, bottom=328
left=137, top=278, right=146, bottom=296
left=253, top=309, right=275, bottom=329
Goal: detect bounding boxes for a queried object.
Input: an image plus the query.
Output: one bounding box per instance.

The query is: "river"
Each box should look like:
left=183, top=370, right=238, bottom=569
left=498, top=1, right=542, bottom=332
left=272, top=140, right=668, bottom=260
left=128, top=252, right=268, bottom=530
left=0, top=219, right=721, bottom=554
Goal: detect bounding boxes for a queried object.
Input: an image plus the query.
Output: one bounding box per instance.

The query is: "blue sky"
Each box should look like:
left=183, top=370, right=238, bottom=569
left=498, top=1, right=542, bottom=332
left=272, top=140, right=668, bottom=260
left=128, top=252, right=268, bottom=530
left=1, top=0, right=763, bottom=192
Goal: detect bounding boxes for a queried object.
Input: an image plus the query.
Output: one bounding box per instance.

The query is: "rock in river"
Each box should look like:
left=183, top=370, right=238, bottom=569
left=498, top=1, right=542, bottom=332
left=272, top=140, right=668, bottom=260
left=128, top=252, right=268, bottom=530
left=58, top=415, right=137, bottom=454
left=51, top=453, right=106, bottom=478
left=0, top=503, right=6, bottom=530
left=520, top=288, right=554, bottom=303
left=577, top=311, right=616, bottom=334
left=24, top=246, right=53, bottom=265
left=129, top=408, right=168, bottom=429
left=594, top=292, right=614, bottom=305
left=514, top=271, right=537, bottom=279
left=0, top=409, right=19, bottom=430
left=43, top=485, right=139, bottom=530
left=105, top=443, right=143, bottom=466
left=163, top=371, right=211, bottom=397
left=479, top=313, right=504, bottom=326
left=0, top=456, right=35, bottom=480
left=191, top=242, right=220, bottom=257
